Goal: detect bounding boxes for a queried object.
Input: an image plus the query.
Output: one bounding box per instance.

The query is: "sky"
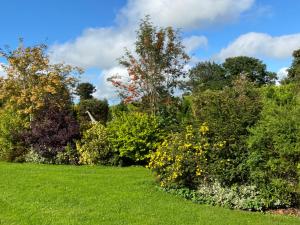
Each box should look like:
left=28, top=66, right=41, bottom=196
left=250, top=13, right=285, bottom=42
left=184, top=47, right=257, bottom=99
left=0, top=0, right=300, bottom=102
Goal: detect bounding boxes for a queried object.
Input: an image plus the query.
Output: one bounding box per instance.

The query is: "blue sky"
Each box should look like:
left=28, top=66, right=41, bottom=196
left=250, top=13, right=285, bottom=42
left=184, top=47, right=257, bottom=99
left=0, top=0, right=300, bottom=102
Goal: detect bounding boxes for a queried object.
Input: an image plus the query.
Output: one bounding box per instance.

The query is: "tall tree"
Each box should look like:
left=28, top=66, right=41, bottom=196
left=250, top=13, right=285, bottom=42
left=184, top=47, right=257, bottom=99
left=222, top=56, right=277, bottom=85
left=0, top=42, right=82, bottom=119
left=77, top=98, right=109, bottom=125
left=282, top=49, right=300, bottom=84
left=76, top=82, right=96, bottom=100
left=108, top=16, right=189, bottom=115
left=187, top=62, right=227, bottom=92
left=187, top=56, right=276, bottom=93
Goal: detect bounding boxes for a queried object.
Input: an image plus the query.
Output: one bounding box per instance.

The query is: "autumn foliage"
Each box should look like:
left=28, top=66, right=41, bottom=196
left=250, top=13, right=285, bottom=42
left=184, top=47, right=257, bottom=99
left=108, top=17, right=189, bottom=115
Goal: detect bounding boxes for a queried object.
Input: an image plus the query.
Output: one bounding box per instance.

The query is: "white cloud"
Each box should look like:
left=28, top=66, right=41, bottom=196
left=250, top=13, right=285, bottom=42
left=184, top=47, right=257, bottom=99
left=49, top=0, right=256, bottom=70
left=93, top=66, right=128, bottom=102
left=217, top=32, right=300, bottom=61
left=119, top=0, right=254, bottom=29
left=49, top=0, right=256, bottom=101
left=183, top=35, right=208, bottom=53
left=277, top=67, right=289, bottom=81
left=0, top=63, right=6, bottom=78
left=50, top=27, right=135, bottom=69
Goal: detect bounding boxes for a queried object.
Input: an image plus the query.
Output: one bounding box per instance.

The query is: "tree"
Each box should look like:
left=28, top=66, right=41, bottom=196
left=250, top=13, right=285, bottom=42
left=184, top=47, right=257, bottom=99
left=108, top=16, right=189, bottom=115
left=186, top=57, right=276, bottom=93
left=222, top=56, right=277, bottom=85
left=282, top=49, right=300, bottom=84
left=76, top=82, right=96, bottom=100
left=0, top=42, right=82, bottom=119
left=77, top=98, right=109, bottom=125
left=186, top=62, right=227, bottom=92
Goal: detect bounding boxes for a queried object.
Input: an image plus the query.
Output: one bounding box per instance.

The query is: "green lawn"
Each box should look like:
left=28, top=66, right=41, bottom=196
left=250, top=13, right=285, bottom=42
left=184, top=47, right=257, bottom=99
left=0, top=162, right=298, bottom=225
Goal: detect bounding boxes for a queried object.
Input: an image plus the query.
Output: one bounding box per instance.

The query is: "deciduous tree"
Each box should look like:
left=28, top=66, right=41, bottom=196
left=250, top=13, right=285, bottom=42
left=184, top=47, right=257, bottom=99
left=0, top=42, right=82, bottom=119
left=282, top=49, right=300, bottom=84
left=108, top=16, right=189, bottom=115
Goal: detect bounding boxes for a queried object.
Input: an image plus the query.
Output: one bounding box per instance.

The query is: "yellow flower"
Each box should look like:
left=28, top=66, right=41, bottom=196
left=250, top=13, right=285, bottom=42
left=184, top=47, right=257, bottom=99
left=199, top=123, right=209, bottom=134
left=184, top=143, right=192, bottom=148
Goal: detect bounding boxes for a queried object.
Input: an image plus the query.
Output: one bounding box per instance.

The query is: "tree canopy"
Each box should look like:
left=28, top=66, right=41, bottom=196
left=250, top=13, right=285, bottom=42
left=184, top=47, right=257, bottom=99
left=76, top=82, right=96, bottom=100
left=108, top=16, right=189, bottom=115
left=0, top=43, right=82, bottom=118
left=283, top=49, right=300, bottom=84
left=187, top=56, right=277, bottom=93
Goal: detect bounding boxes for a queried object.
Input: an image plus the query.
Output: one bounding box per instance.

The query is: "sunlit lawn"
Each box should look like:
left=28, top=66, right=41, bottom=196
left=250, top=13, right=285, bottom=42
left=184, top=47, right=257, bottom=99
left=0, top=162, right=299, bottom=225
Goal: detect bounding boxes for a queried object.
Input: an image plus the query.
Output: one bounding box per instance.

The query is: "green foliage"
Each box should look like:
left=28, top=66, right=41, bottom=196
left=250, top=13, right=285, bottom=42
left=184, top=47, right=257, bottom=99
left=187, top=57, right=276, bottom=93
left=76, top=98, right=109, bottom=128
left=156, top=96, right=194, bottom=133
left=0, top=109, right=26, bottom=161
left=222, top=56, right=277, bottom=85
left=283, top=49, right=300, bottom=84
left=192, top=77, right=262, bottom=185
left=247, top=84, right=300, bottom=208
left=108, top=16, right=189, bottom=115
left=187, top=62, right=227, bottom=92
left=75, top=82, right=96, bottom=100
left=55, top=144, right=80, bottom=165
left=148, top=124, right=224, bottom=188
left=77, top=123, right=113, bottom=165
left=108, top=112, right=162, bottom=163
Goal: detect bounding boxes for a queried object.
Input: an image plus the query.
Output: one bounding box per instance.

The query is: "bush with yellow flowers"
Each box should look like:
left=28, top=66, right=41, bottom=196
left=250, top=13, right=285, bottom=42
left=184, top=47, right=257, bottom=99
left=148, top=124, right=225, bottom=188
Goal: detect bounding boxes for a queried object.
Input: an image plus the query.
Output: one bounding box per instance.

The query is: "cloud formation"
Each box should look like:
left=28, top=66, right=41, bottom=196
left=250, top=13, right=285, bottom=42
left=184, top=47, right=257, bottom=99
left=50, top=28, right=134, bottom=69
left=120, top=0, right=254, bottom=28
left=49, top=0, right=255, bottom=101
left=0, top=63, right=6, bottom=78
left=183, top=35, right=208, bottom=53
left=277, top=67, right=289, bottom=81
left=50, top=0, right=255, bottom=70
left=93, top=66, right=128, bottom=102
left=217, top=32, right=300, bottom=61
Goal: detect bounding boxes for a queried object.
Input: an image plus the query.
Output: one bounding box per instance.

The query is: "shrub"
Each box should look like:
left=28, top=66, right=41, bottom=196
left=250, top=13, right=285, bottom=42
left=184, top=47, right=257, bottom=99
left=148, top=124, right=224, bottom=188
left=163, top=182, right=265, bottom=211
left=24, top=149, right=47, bottom=164
left=247, top=84, right=300, bottom=208
left=55, top=144, right=80, bottom=165
left=0, top=109, right=26, bottom=161
left=192, top=77, right=262, bottom=185
left=108, top=112, right=162, bottom=164
left=77, top=123, right=114, bottom=165
left=21, top=105, right=80, bottom=162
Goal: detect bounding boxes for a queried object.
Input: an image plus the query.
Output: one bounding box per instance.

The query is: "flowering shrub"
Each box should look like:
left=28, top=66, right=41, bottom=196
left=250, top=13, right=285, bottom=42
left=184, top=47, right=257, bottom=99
left=148, top=124, right=225, bottom=188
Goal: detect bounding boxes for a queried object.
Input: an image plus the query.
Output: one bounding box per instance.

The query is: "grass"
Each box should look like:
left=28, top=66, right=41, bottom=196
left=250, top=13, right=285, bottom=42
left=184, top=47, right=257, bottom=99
left=0, top=162, right=299, bottom=225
